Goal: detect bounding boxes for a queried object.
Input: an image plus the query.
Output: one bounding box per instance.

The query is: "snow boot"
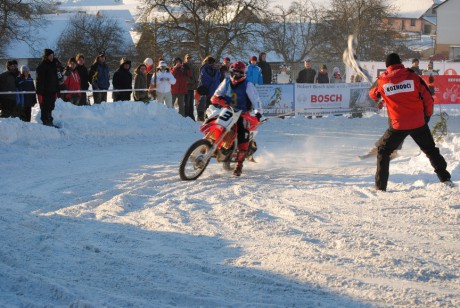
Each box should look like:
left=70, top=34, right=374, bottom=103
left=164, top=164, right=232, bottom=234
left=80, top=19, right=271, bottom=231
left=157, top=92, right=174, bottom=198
left=442, top=180, right=455, bottom=188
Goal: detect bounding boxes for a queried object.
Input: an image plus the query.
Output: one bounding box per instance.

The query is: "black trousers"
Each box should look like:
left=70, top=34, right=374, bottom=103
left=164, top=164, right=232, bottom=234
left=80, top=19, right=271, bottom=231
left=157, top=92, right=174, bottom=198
left=93, top=91, right=107, bottom=104
left=375, top=124, right=451, bottom=191
left=20, top=106, right=32, bottom=122
left=78, top=92, right=88, bottom=106
left=40, top=94, right=56, bottom=125
left=184, top=90, right=195, bottom=121
left=0, top=99, right=16, bottom=118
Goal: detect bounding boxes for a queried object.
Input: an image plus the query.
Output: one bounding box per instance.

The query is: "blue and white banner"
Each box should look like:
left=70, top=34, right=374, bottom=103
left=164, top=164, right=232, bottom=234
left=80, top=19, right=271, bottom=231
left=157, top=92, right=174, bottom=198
left=256, top=83, right=376, bottom=116
left=256, top=84, right=295, bottom=116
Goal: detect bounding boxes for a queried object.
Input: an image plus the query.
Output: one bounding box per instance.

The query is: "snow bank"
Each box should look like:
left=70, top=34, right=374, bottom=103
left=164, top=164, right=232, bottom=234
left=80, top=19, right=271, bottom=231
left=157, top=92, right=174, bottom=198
left=0, top=100, right=198, bottom=145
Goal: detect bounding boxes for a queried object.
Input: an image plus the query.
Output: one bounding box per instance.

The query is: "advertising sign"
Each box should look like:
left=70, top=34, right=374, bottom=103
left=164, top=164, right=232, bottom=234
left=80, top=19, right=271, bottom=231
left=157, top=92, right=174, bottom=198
left=256, top=84, right=295, bottom=116
left=422, top=75, right=460, bottom=104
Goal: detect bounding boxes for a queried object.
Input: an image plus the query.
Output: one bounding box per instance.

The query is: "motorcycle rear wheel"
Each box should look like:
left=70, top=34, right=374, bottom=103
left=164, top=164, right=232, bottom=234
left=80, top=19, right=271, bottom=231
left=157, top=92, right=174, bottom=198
left=179, top=139, right=213, bottom=180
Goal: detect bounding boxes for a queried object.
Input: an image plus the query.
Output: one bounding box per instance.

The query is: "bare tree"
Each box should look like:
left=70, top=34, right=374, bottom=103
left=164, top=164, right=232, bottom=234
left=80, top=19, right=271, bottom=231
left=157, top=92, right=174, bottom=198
left=139, top=0, right=269, bottom=61
left=260, top=0, right=321, bottom=63
left=315, top=0, right=398, bottom=61
left=0, top=0, right=56, bottom=57
left=56, top=13, right=130, bottom=66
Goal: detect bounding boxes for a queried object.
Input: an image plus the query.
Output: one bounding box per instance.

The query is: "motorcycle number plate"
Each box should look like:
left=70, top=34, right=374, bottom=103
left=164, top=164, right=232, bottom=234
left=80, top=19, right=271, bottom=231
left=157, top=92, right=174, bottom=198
left=216, top=108, right=235, bottom=127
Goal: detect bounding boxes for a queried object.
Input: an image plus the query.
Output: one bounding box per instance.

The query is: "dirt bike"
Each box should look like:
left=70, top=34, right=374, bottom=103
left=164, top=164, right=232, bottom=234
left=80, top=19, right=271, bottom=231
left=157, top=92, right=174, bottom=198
left=179, top=105, right=261, bottom=180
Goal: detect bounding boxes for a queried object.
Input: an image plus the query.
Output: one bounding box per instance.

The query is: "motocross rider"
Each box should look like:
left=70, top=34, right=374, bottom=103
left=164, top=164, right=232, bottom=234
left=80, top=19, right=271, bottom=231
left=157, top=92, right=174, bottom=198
left=211, top=61, right=263, bottom=176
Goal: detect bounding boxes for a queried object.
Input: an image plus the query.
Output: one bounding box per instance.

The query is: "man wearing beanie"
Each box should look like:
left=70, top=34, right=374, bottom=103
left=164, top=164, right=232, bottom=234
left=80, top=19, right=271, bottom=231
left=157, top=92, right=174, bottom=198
left=0, top=59, right=19, bottom=117
left=36, top=49, right=60, bottom=126
left=369, top=53, right=453, bottom=191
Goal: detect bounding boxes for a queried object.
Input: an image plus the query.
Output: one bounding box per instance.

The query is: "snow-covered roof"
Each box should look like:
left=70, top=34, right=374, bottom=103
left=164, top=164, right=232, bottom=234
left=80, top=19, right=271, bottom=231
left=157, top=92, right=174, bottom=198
left=60, top=0, right=142, bottom=18
left=390, top=0, right=438, bottom=18
left=5, top=13, right=72, bottom=59
left=422, top=16, right=437, bottom=25
left=97, top=9, right=134, bottom=21
left=4, top=1, right=141, bottom=59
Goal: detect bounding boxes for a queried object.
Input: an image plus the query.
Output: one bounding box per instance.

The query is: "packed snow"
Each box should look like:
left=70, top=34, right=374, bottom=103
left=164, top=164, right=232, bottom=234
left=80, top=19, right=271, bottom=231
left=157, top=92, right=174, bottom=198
left=0, top=100, right=459, bottom=307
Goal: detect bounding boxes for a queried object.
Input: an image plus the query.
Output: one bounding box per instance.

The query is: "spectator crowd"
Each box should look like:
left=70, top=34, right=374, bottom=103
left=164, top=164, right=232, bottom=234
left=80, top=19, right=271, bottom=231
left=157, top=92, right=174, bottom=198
left=0, top=48, right=445, bottom=127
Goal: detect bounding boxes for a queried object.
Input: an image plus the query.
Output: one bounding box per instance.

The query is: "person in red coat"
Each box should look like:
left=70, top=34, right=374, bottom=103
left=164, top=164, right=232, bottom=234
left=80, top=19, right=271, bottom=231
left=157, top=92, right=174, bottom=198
left=369, top=53, right=452, bottom=191
left=170, top=57, right=191, bottom=117
left=63, top=57, right=81, bottom=105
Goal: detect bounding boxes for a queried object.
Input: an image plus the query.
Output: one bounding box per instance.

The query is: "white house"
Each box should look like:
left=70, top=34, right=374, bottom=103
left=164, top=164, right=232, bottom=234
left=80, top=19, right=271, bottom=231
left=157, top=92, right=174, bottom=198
left=434, top=0, right=460, bottom=60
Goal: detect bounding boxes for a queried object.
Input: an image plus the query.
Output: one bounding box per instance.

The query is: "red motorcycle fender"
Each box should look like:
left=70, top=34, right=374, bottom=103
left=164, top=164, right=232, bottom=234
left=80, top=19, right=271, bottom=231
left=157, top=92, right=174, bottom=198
left=200, top=121, right=226, bottom=142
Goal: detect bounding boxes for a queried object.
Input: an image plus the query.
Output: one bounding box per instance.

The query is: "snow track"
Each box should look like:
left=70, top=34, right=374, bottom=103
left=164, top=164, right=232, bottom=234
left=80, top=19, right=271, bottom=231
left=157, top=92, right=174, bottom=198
left=1, top=102, right=459, bottom=307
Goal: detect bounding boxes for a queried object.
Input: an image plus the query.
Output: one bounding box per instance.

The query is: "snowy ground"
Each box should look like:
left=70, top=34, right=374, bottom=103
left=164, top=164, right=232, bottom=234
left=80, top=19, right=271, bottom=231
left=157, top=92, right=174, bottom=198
left=0, top=100, right=459, bottom=307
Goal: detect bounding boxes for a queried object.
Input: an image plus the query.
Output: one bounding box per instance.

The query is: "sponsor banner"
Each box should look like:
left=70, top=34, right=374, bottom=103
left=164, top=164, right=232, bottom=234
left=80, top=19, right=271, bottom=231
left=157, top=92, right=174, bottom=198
left=422, top=75, right=460, bottom=105
left=294, top=83, right=376, bottom=115
left=256, top=84, right=295, bottom=116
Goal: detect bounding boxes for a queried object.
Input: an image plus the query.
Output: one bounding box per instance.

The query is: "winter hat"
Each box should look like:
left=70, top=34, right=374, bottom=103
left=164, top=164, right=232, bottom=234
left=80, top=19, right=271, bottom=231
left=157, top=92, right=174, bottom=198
left=67, top=57, right=77, bottom=65
left=20, top=65, right=29, bottom=74
left=250, top=56, right=257, bottom=62
left=333, top=67, right=340, bottom=74
left=120, top=57, right=131, bottom=66
left=320, top=64, right=327, bottom=70
left=98, top=51, right=106, bottom=57
left=158, top=60, right=168, bottom=67
left=43, top=49, right=54, bottom=57
left=7, top=60, right=18, bottom=67
left=385, top=53, right=401, bottom=67
left=223, top=57, right=230, bottom=62
left=304, top=58, right=312, bottom=62
left=173, top=57, right=182, bottom=64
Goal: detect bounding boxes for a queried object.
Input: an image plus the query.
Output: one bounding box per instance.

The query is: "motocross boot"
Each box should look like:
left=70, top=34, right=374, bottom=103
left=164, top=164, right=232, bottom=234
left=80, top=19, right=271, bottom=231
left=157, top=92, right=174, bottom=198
left=233, top=143, right=249, bottom=176
left=233, top=162, right=243, bottom=176
left=233, top=153, right=246, bottom=176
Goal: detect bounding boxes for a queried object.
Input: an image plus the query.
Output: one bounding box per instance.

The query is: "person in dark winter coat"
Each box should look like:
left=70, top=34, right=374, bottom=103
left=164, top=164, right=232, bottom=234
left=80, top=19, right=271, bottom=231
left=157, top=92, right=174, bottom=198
left=89, top=51, right=110, bottom=104
left=183, top=54, right=198, bottom=120
left=63, top=57, right=81, bottom=105
left=171, top=57, right=191, bottom=116
left=257, top=52, right=272, bottom=84
left=112, top=58, right=133, bottom=102
left=196, top=56, right=221, bottom=121
left=75, top=54, right=90, bottom=105
left=0, top=60, right=19, bottom=118
left=369, top=53, right=452, bottom=191
left=410, top=58, right=422, bottom=76
left=296, top=58, right=316, bottom=83
left=36, top=49, right=60, bottom=126
left=315, top=64, right=329, bottom=83
left=133, top=64, right=148, bottom=102
left=16, top=65, right=37, bottom=122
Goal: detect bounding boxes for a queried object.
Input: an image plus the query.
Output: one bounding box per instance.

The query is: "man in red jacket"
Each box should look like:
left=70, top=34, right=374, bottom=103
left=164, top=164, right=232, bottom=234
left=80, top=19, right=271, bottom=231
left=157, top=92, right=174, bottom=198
left=171, top=57, right=191, bottom=117
left=369, top=53, right=452, bottom=191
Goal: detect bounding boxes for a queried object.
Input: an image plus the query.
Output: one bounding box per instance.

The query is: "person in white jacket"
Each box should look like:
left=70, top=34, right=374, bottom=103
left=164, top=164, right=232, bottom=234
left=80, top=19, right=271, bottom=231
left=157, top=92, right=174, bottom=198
left=149, top=60, right=176, bottom=108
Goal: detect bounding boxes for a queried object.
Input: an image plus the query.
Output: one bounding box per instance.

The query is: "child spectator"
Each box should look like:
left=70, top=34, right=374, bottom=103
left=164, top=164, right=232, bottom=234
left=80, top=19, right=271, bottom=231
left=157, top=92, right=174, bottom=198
left=63, top=57, right=81, bottom=105
left=16, top=65, right=37, bottom=122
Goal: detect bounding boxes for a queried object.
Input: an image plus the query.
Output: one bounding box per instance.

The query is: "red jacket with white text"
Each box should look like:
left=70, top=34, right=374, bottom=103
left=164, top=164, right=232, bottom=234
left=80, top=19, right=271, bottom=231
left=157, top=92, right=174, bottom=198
left=369, top=64, right=433, bottom=130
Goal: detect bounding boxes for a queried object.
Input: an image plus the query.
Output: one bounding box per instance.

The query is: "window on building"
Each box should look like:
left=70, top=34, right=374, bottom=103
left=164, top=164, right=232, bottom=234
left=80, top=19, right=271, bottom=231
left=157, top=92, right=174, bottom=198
left=410, top=19, right=416, bottom=27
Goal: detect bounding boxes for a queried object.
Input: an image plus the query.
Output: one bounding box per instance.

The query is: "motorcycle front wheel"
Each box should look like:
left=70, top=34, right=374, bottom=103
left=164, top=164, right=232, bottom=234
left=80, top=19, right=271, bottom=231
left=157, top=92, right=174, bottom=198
left=179, top=139, right=213, bottom=180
